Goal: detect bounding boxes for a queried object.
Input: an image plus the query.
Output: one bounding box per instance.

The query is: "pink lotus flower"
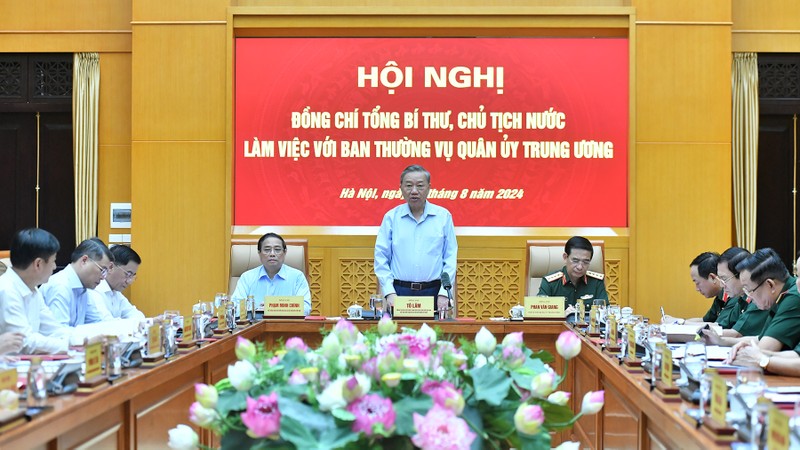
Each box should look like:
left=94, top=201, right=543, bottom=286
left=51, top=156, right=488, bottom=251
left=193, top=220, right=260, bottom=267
left=514, top=403, right=545, bottom=435
left=547, top=391, right=571, bottom=406
left=240, top=392, right=281, bottom=439
left=287, top=369, right=308, bottom=385
left=284, top=337, right=308, bottom=354
left=235, top=337, right=257, bottom=362
left=333, top=319, right=359, bottom=346
left=530, top=371, right=556, bottom=398
left=556, top=330, right=581, bottom=360
left=502, top=345, right=525, bottom=369
left=422, top=380, right=465, bottom=415
left=580, top=390, right=605, bottom=415
left=347, top=393, right=396, bottom=436
left=412, top=404, right=476, bottom=450
left=189, top=402, right=216, bottom=428
left=502, top=331, right=524, bottom=348
left=194, top=383, right=218, bottom=408
left=377, top=315, right=397, bottom=336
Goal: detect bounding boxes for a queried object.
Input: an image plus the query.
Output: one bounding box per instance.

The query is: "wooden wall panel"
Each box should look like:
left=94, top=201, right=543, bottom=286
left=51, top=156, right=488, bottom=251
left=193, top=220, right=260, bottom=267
left=133, top=0, right=228, bottom=22
left=633, top=0, right=730, bottom=23
left=98, top=53, right=133, bottom=242
left=131, top=24, right=227, bottom=141
left=634, top=142, right=732, bottom=320
left=635, top=24, right=731, bottom=143
left=0, top=0, right=131, bottom=31
left=130, top=142, right=227, bottom=317
left=732, top=0, right=800, bottom=52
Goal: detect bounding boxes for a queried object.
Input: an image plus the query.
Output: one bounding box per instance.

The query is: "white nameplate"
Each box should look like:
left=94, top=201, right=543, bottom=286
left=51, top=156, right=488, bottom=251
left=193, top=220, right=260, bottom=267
left=523, top=296, right=566, bottom=319
left=393, top=296, right=434, bottom=318
left=263, top=296, right=305, bottom=318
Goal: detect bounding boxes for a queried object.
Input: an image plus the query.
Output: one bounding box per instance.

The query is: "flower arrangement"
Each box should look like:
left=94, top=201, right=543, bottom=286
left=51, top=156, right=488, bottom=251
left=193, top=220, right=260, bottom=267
left=168, top=318, right=604, bottom=450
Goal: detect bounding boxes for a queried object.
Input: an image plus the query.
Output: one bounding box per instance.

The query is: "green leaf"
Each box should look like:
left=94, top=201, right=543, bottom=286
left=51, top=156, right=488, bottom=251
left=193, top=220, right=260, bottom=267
left=470, top=364, right=512, bottom=406
left=219, top=428, right=256, bottom=450
left=217, top=390, right=248, bottom=416
left=332, top=407, right=356, bottom=422
left=280, top=350, right=306, bottom=376
left=541, top=402, right=576, bottom=431
left=393, top=396, right=433, bottom=435
left=516, top=431, right=552, bottom=450
left=318, top=425, right=361, bottom=450
left=278, top=396, right=336, bottom=432
left=279, top=415, right=317, bottom=446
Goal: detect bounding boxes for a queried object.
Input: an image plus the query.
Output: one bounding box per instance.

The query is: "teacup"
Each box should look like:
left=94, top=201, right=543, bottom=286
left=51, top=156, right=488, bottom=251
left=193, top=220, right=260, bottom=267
left=347, top=304, right=363, bottom=319
left=509, top=304, right=525, bottom=320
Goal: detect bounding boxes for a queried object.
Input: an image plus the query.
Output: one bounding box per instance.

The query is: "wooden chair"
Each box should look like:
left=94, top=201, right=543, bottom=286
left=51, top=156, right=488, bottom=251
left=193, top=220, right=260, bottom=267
left=228, top=238, right=308, bottom=295
left=525, top=240, right=604, bottom=295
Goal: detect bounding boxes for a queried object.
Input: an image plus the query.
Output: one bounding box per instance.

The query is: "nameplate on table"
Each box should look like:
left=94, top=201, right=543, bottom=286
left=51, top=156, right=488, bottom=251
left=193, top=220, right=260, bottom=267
left=393, top=296, right=434, bottom=318
left=263, top=296, right=305, bottom=318
left=523, top=296, right=565, bottom=319
left=660, top=344, right=673, bottom=387
left=710, top=370, right=727, bottom=424
left=148, top=323, right=162, bottom=355
left=0, top=368, right=16, bottom=391
left=768, top=405, right=790, bottom=450
left=84, top=339, right=104, bottom=380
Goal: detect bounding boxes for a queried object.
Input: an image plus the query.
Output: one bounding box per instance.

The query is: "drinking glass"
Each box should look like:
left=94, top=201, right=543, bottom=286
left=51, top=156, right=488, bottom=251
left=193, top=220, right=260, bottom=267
left=646, top=325, right=666, bottom=383
left=683, top=341, right=707, bottom=381
left=592, top=299, right=607, bottom=323
left=372, top=295, right=383, bottom=319
left=698, top=369, right=711, bottom=419
left=736, top=367, right=766, bottom=410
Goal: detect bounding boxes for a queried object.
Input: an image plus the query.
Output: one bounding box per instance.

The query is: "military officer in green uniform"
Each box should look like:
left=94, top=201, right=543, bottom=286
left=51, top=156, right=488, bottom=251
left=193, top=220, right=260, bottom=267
left=725, top=248, right=800, bottom=357
left=703, top=247, right=770, bottom=345
left=538, top=236, right=607, bottom=309
left=663, top=251, right=727, bottom=325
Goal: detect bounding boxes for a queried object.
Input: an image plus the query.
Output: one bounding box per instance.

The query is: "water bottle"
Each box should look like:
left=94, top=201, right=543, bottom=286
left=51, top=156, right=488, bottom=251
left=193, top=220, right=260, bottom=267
left=27, top=357, right=48, bottom=407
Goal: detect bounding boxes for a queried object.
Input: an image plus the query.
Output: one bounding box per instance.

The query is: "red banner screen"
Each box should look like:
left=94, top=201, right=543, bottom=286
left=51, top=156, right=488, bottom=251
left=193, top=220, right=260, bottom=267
left=234, top=37, right=629, bottom=227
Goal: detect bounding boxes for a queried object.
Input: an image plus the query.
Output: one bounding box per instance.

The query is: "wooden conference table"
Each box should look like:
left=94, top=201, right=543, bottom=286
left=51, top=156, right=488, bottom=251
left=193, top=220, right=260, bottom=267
left=0, top=319, right=788, bottom=449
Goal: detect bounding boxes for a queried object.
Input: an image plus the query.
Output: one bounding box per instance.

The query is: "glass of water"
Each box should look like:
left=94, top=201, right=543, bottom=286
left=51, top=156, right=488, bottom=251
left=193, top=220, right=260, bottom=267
left=736, top=367, right=766, bottom=409
left=683, top=341, right=708, bottom=381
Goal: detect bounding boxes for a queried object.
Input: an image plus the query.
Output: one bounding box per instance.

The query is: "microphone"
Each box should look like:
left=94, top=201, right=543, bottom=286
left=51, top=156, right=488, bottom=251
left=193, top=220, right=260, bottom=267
left=441, top=272, right=452, bottom=290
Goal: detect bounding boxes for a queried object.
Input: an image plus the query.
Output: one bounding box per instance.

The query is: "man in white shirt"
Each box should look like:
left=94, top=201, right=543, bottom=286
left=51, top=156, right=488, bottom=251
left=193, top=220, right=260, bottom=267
left=0, top=228, right=70, bottom=354
left=93, top=245, right=145, bottom=320
left=41, top=237, right=115, bottom=327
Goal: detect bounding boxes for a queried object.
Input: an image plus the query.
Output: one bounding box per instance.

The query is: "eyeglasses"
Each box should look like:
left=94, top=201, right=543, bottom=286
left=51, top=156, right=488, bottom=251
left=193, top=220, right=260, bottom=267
left=122, top=270, right=137, bottom=281
left=261, top=247, right=284, bottom=255
left=90, top=259, right=111, bottom=278
left=742, top=279, right=767, bottom=297
left=569, top=257, right=592, bottom=267
left=717, top=274, right=733, bottom=285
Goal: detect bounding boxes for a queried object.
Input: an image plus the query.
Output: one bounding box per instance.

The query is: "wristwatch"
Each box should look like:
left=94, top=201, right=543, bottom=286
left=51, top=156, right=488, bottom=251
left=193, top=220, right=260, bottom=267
left=758, top=354, right=770, bottom=370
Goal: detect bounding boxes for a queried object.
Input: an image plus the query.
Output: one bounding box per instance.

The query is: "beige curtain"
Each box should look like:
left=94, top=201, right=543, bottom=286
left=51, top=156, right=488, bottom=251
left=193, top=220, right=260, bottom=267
left=73, top=53, right=100, bottom=243
left=732, top=53, right=759, bottom=251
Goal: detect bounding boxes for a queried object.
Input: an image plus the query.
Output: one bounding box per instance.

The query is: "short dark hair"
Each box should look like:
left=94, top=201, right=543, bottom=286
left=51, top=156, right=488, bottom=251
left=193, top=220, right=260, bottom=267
left=70, top=237, right=113, bottom=263
left=565, top=236, right=594, bottom=258
left=110, top=245, right=141, bottom=266
left=10, top=228, right=60, bottom=270
left=719, top=247, right=750, bottom=278
left=736, top=248, right=790, bottom=285
left=257, top=232, right=286, bottom=252
left=400, top=165, right=431, bottom=185
left=690, top=252, right=720, bottom=278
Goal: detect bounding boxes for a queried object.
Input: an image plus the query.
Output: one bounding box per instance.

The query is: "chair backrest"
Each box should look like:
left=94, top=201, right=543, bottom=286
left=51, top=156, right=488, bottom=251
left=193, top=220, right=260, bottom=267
left=526, top=240, right=604, bottom=295
left=229, top=238, right=308, bottom=295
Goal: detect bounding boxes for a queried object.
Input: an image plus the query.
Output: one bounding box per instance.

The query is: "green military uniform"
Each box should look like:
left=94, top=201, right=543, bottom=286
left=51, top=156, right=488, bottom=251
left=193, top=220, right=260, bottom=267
left=758, top=277, right=800, bottom=351
left=702, top=290, right=727, bottom=323
left=732, top=299, right=770, bottom=337
left=716, top=294, right=747, bottom=329
left=538, top=266, right=607, bottom=308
